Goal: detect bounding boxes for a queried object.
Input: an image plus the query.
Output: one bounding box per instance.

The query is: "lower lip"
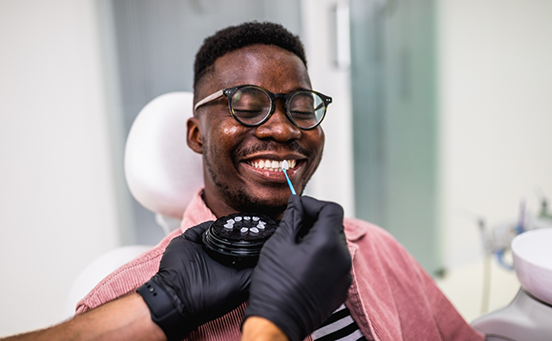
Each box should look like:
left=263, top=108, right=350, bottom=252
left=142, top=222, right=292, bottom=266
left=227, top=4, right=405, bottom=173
left=241, top=162, right=300, bottom=182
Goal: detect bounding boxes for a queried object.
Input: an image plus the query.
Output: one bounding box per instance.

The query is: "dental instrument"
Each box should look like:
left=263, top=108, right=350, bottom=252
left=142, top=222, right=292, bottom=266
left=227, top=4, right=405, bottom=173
left=282, top=160, right=296, bottom=195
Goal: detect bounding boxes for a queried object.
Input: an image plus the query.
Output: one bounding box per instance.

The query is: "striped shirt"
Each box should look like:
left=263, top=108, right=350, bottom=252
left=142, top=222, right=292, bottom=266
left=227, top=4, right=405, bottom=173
left=313, top=304, right=367, bottom=341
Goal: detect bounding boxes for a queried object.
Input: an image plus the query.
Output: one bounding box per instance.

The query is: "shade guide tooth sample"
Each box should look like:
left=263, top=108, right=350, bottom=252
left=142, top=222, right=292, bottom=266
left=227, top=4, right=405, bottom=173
left=282, top=160, right=297, bottom=195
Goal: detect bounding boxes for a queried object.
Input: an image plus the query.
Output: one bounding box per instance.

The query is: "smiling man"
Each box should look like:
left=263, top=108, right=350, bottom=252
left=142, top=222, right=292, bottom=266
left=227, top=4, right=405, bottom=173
left=69, top=22, right=484, bottom=341
left=188, top=42, right=324, bottom=220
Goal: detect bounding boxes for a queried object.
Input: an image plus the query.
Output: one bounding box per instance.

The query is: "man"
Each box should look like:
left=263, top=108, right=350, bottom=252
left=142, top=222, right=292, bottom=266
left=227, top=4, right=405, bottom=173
left=75, top=21, right=483, bottom=340
left=2, top=22, right=484, bottom=341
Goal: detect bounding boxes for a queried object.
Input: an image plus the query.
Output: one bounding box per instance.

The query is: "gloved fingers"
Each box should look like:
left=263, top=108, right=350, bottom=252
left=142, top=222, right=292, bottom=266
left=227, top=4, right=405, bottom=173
left=236, top=267, right=254, bottom=289
left=299, top=200, right=346, bottom=252
left=300, top=196, right=344, bottom=227
left=298, top=195, right=328, bottom=219
left=183, top=221, right=215, bottom=244
left=272, top=195, right=304, bottom=241
left=302, top=199, right=344, bottom=236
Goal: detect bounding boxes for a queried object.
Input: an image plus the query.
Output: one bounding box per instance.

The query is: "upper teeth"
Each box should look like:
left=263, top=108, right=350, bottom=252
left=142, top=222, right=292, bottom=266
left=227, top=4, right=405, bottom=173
left=248, top=159, right=297, bottom=171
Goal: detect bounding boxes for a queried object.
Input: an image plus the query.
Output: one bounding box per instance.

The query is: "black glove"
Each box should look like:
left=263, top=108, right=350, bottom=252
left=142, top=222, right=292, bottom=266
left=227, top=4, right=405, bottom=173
left=243, top=196, right=352, bottom=341
left=137, top=221, right=253, bottom=341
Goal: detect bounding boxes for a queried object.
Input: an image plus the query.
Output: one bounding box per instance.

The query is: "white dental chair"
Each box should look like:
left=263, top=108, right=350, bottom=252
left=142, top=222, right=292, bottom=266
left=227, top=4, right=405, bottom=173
left=62, top=92, right=204, bottom=319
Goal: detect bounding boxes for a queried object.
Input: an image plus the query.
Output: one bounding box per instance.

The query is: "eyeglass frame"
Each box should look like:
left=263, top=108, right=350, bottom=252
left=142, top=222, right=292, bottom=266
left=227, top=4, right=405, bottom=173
left=193, top=84, right=332, bottom=130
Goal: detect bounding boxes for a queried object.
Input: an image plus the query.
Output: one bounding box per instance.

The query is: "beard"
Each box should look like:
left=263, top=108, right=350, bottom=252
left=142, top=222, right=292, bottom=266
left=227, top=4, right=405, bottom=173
left=204, top=154, right=288, bottom=219
left=203, top=140, right=317, bottom=220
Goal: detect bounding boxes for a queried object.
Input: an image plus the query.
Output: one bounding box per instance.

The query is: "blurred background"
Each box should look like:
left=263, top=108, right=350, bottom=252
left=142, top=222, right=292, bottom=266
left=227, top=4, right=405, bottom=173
left=1, top=0, right=551, bottom=336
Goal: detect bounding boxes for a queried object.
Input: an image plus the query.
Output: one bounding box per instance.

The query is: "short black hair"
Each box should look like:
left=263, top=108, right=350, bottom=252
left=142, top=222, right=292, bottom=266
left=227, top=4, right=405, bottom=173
left=193, top=21, right=307, bottom=91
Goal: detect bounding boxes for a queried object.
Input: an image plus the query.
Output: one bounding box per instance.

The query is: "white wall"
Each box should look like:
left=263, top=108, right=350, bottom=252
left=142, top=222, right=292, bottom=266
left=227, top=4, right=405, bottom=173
left=437, top=0, right=552, bottom=321
left=0, top=0, right=121, bottom=335
left=301, top=0, right=356, bottom=218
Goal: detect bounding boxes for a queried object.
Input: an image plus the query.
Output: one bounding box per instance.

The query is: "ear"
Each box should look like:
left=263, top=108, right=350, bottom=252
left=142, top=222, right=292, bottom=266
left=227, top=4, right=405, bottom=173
left=186, top=117, right=203, bottom=154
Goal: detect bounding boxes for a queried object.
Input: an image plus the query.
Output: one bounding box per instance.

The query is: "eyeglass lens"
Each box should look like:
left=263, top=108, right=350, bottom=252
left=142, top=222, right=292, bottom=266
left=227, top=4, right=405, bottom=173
left=230, top=86, right=326, bottom=129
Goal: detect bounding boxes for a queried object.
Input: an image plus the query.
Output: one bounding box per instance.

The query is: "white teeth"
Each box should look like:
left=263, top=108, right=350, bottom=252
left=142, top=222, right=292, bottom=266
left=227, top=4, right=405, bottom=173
left=248, top=159, right=298, bottom=171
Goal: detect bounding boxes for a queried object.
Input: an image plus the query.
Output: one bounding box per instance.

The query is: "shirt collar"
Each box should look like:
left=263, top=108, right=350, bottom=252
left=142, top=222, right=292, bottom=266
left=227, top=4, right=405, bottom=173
left=179, top=188, right=216, bottom=233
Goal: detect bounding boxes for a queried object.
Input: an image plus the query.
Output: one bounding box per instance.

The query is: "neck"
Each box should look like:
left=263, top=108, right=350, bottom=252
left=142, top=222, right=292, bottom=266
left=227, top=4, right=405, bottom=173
left=201, top=189, right=240, bottom=219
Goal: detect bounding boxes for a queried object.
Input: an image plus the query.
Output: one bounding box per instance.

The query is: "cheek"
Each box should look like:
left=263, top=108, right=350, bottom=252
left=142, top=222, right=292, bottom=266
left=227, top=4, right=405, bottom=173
left=207, top=123, right=248, bottom=163
left=308, top=128, right=325, bottom=156
left=222, top=125, right=242, bottom=136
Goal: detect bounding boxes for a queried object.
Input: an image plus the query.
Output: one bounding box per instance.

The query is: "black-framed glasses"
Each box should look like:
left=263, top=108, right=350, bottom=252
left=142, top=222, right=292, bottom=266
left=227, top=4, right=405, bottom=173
left=193, top=85, right=332, bottom=130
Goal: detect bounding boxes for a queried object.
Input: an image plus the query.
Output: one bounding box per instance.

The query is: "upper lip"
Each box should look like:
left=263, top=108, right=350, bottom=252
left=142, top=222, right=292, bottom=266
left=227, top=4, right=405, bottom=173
left=240, top=152, right=306, bottom=162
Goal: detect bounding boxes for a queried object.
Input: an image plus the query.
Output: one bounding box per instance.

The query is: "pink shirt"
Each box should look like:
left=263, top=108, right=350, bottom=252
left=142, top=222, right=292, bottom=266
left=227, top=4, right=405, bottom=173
left=76, top=190, right=484, bottom=341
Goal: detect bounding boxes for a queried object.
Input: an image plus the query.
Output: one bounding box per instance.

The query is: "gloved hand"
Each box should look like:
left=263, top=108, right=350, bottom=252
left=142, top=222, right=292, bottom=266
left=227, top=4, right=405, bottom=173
left=243, top=195, right=352, bottom=341
left=137, top=221, right=253, bottom=341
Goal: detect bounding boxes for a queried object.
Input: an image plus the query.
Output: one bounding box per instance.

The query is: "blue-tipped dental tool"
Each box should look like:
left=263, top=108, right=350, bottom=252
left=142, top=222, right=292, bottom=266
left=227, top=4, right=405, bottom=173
left=282, top=160, right=297, bottom=195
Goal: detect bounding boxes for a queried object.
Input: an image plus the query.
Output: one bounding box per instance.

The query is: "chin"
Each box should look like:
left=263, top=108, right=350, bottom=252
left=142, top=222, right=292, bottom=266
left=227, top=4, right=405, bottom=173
left=231, top=189, right=289, bottom=220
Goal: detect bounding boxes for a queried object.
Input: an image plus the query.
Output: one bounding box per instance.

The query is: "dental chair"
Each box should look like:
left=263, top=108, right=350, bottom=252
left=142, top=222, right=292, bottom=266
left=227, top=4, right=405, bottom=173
left=62, top=91, right=203, bottom=319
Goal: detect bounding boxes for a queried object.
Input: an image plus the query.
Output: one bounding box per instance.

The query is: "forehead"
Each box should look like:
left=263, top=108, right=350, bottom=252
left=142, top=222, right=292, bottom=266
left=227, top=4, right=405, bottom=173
left=208, top=44, right=312, bottom=94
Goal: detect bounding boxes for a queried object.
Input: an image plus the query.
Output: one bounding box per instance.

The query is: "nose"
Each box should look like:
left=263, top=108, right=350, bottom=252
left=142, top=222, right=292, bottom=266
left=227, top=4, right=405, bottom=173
left=254, top=102, right=301, bottom=142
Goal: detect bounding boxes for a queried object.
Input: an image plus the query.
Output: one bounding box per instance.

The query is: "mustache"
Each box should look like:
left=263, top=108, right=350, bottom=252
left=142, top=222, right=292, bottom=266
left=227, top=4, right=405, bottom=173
left=234, top=140, right=311, bottom=159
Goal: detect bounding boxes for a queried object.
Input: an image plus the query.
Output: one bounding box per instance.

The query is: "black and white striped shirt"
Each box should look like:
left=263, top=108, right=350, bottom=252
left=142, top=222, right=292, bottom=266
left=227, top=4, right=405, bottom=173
left=312, top=304, right=368, bottom=341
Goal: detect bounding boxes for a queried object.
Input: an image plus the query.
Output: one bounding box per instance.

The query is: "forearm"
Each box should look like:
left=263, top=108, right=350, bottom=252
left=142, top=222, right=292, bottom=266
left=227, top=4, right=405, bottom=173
left=1, top=293, right=166, bottom=341
left=241, top=317, right=289, bottom=341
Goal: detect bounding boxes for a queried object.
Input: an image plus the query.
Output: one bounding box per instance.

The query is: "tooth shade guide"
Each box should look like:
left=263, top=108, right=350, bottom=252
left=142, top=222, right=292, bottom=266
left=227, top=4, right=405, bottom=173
left=202, top=212, right=279, bottom=268
left=282, top=160, right=289, bottom=170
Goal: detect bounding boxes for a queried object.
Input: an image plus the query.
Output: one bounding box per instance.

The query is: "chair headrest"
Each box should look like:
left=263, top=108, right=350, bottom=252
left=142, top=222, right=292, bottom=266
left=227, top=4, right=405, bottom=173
left=124, top=92, right=203, bottom=220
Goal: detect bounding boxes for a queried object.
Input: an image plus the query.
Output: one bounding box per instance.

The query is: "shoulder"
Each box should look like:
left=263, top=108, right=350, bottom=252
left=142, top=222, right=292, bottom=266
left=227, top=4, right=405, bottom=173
left=343, top=217, right=420, bottom=272
left=344, top=217, right=399, bottom=245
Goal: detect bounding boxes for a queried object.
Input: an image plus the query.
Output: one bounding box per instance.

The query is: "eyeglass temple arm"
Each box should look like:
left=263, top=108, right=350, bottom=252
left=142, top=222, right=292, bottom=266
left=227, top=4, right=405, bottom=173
left=193, top=90, right=225, bottom=111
